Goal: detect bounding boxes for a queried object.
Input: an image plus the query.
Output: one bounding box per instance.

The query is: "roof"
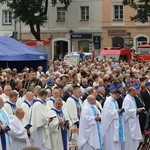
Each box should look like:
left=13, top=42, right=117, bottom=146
left=100, top=49, right=130, bottom=55
left=0, top=36, right=48, bottom=61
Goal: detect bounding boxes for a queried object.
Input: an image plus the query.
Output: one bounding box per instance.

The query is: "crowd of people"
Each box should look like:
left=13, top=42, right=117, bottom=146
left=0, top=58, right=149, bottom=150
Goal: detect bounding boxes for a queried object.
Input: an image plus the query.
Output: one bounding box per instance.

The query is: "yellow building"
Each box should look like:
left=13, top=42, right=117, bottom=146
left=102, top=0, right=150, bottom=51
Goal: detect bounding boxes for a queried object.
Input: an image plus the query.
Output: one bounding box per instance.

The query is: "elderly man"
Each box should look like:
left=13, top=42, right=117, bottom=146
left=62, top=84, right=73, bottom=102
left=0, top=85, right=12, bottom=102
left=46, top=88, right=60, bottom=109
left=47, top=98, right=70, bottom=150
left=21, top=91, right=34, bottom=126
left=30, top=89, right=52, bottom=150
left=95, top=86, right=106, bottom=107
left=9, top=108, right=30, bottom=150
left=122, top=87, right=143, bottom=150
left=101, top=85, right=125, bottom=150
left=66, top=85, right=83, bottom=128
left=78, top=95, right=102, bottom=150
left=0, top=97, right=10, bottom=150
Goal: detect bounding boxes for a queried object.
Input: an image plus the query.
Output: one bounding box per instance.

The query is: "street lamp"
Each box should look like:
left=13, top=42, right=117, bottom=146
left=69, top=29, right=74, bottom=52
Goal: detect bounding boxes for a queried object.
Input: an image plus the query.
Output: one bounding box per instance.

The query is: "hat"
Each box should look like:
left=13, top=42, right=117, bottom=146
left=145, top=82, right=150, bottom=87
left=47, top=78, right=53, bottom=85
left=109, top=84, right=117, bottom=91
left=133, top=83, right=140, bottom=90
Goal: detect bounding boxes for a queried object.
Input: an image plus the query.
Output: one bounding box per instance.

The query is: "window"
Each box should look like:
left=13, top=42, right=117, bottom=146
left=57, top=7, right=65, bottom=22
left=80, top=6, right=89, bottom=20
left=2, top=10, right=12, bottom=25
left=113, top=5, right=123, bottom=20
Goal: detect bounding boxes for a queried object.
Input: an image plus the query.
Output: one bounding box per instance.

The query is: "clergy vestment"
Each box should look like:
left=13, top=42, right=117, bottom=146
left=66, top=96, right=82, bottom=128
left=0, top=109, right=10, bottom=150
left=30, top=99, right=51, bottom=150
left=101, top=96, right=125, bottom=150
left=46, top=97, right=69, bottom=117
left=21, top=99, right=32, bottom=126
left=122, top=94, right=142, bottom=150
left=9, top=116, right=30, bottom=150
left=3, top=100, right=17, bottom=119
left=47, top=107, right=70, bottom=150
left=78, top=103, right=102, bottom=150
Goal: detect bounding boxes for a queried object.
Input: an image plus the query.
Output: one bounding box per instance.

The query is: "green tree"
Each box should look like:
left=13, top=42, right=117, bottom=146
left=0, top=0, right=71, bottom=40
left=123, top=0, right=150, bottom=23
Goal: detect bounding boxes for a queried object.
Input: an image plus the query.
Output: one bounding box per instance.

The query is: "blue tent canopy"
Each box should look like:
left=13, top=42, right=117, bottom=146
left=0, top=36, right=48, bottom=61
left=0, top=36, right=48, bottom=71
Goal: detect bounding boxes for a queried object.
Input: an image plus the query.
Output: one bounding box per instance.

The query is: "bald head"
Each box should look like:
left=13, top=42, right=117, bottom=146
left=26, top=92, right=34, bottom=102
left=87, top=95, right=96, bottom=105
left=52, top=88, right=60, bottom=99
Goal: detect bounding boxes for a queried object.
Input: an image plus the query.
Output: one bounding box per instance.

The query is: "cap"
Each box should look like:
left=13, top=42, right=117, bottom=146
left=109, top=84, right=117, bottom=91
left=47, top=78, right=53, bottom=85
left=133, top=83, right=140, bottom=90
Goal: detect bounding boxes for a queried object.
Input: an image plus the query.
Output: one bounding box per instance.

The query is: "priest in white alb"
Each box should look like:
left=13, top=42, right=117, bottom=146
left=78, top=95, right=102, bottom=150
left=20, top=91, right=34, bottom=126
left=47, top=98, right=71, bottom=150
left=9, top=108, right=30, bottom=150
left=122, top=87, right=143, bottom=150
left=101, top=85, right=125, bottom=150
left=30, top=89, right=52, bottom=150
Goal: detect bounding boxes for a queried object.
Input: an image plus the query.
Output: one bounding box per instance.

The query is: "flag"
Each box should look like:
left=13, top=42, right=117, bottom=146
left=91, top=45, right=95, bottom=62
left=80, top=46, right=84, bottom=54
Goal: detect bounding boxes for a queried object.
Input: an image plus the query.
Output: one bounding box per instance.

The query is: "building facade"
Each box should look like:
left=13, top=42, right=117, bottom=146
left=0, top=0, right=102, bottom=59
left=1, top=0, right=150, bottom=58
left=102, top=0, right=150, bottom=51
left=47, top=0, right=102, bottom=59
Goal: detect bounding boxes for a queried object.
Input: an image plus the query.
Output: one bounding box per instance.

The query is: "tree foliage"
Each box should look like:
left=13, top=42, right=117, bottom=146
left=123, top=0, right=150, bottom=23
left=0, top=0, right=72, bottom=40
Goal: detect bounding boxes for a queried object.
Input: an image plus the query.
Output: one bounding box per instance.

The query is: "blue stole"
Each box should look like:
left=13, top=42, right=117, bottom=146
left=51, top=108, right=68, bottom=150
left=0, top=109, right=10, bottom=150
left=70, top=96, right=82, bottom=119
left=30, top=99, right=43, bottom=124
left=5, top=101, right=16, bottom=109
left=47, top=97, right=55, bottom=103
left=91, top=105, right=102, bottom=150
left=23, top=99, right=32, bottom=108
left=82, top=84, right=90, bottom=89
left=112, top=100, right=124, bottom=142
left=32, top=99, right=43, bottom=105
left=132, top=97, right=137, bottom=109
left=5, top=101, right=16, bottom=114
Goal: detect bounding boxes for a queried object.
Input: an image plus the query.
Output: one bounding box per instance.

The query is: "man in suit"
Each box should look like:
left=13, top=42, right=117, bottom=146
left=134, top=84, right=146, bottom=134
left=95, top=86, right=106, bottom=107
left=141, top=82, right=150, bottom=129
left=116, top=84, right=126, bottom=109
